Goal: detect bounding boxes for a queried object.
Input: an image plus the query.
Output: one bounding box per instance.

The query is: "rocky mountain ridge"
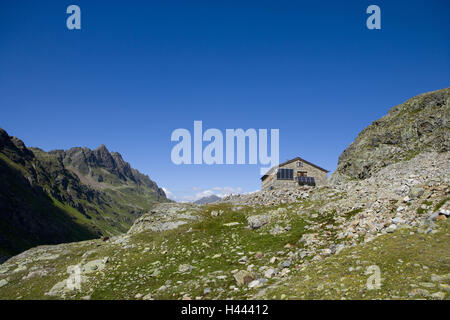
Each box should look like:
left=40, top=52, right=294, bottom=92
left=0, top=129, right=168, bottom=262
left=46, top=144, right=161, bottom=189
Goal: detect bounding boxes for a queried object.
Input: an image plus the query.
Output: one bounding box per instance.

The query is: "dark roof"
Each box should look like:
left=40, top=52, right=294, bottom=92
left=261, top=156, right=329, bottom=180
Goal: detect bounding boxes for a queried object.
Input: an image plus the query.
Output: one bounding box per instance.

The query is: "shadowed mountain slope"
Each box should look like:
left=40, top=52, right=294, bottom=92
left=0, top=128, right=168, bottom=262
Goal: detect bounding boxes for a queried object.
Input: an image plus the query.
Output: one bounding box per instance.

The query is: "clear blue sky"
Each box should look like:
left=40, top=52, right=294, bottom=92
left=1, top=1, right=449, bottom=201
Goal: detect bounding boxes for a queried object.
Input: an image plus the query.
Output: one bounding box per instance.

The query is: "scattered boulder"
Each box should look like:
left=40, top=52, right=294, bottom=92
left=279, top=260, right=292, bottom=269
left=0, top=279, right=8, bottom=288
left=210, top=210, right=223, bottom=217
left=82, top=257, right=109, bottom=274
left=264, top=268, right=278, bottom=279
left=255, top=252, right=264, bottom=259
left=247, top=215, right=271, bottom=229
left=142, top=293, right=153, bottom=300
left=431, top=292, right=446, bottom=299
left=431, top=274, right=450, bottom=282
left=269, top=224, right=290, bottom=235
left=409, top=288, right=430, bottom=297
left=45, top=257, right=109, bottom=297
left=128, top=203, right=200, bottom=234
left=248, top=279, right=265, bottom=289
left=46, top=280, right=69, bottom=297
left=409, top=187, right=424, bottom=199
left=178, top=264, right=194, bottom=273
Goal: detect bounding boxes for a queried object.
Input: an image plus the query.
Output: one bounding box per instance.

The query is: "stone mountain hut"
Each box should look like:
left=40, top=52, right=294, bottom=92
left=261, top=157, right=328, bottom=190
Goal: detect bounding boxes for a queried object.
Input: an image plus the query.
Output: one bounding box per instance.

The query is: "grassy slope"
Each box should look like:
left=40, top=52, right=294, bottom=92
left=1, top=198, right=448, bottom=300
left=265, top=221, right=450, bottom=299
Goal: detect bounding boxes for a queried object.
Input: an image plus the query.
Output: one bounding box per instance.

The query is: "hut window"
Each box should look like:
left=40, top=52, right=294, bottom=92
left=277, top=168, right=294, bottom=180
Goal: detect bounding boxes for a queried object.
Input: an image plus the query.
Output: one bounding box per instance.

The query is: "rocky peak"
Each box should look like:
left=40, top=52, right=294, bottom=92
left=0, top=129, right=34, bottom=161
left=62, top=145, right=135, bottom=182
left=92, top=144, right=117, bottom=172
left=331, top=88, right=449, bottom=183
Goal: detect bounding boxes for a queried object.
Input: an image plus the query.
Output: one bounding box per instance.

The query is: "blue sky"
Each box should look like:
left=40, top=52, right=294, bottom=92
left=1, top=1, right=449, bottom=201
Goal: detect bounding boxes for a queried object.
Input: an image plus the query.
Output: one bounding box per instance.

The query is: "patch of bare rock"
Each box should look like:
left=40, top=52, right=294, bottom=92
left=128, top=203, right=202, bottom=234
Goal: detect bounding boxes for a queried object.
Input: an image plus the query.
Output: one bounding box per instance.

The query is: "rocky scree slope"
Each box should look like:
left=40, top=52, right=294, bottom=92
left=0, top=128, right=167, bottom=262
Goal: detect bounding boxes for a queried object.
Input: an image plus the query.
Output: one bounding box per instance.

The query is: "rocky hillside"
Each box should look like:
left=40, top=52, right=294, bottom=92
left=331, top=88, right=449, bottom=183
left=0, top=128, right=168, bottom=262
left=0, top=88, right=448, bottom=300
left=0, top=154, right=447, bottom=299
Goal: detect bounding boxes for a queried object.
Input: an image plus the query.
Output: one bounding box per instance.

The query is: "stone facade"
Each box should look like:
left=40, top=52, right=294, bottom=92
left=261, top=157, right=328, bottom=190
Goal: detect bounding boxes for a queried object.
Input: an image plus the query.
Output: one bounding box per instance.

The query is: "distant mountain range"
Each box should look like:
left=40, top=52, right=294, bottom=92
left=0, top=128, right=168, bottom=262
left=193, top=194, right=221, bottom=204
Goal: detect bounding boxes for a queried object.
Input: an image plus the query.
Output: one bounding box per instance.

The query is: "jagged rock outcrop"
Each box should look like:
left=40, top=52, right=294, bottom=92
left=330, top=88, right=449, bottom=183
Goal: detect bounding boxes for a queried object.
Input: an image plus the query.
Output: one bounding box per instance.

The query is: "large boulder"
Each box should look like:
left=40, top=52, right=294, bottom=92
left=247, top=214, right=271, bottom=229
left=128, top=203, right=201, bottom=234
left=233, top=270, right=254, bottom=286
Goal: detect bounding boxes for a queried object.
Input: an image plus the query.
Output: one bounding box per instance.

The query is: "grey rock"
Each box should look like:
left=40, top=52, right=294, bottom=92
left=409, top=288, right=430, bottom=297
left=128, top=203, right=201, bottom=234
left=178, top=264, right=194, bottom=273
left=431, top=292, right=446, bottom=299
left=264, top=268, right=277, bottom=278
left=248, top=279, right=264, bottom=288
left=409, top=187, right=424, bottom=199
left=0, top=279, right=8, bottom=288
left=269, top=224, right=289, bottom=235
left=82, top=257, right=109, bottom=274
left=279, top=260, right=292, bottom=269
left=247, top=214, right=271, bottom=229
left=439, top=284, right=450, bottom=292
left=233, top=270, right=254, bottom=286
left=142, top=293, right=153, bottom=300
left=210, top=210, right=223, bottom=217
